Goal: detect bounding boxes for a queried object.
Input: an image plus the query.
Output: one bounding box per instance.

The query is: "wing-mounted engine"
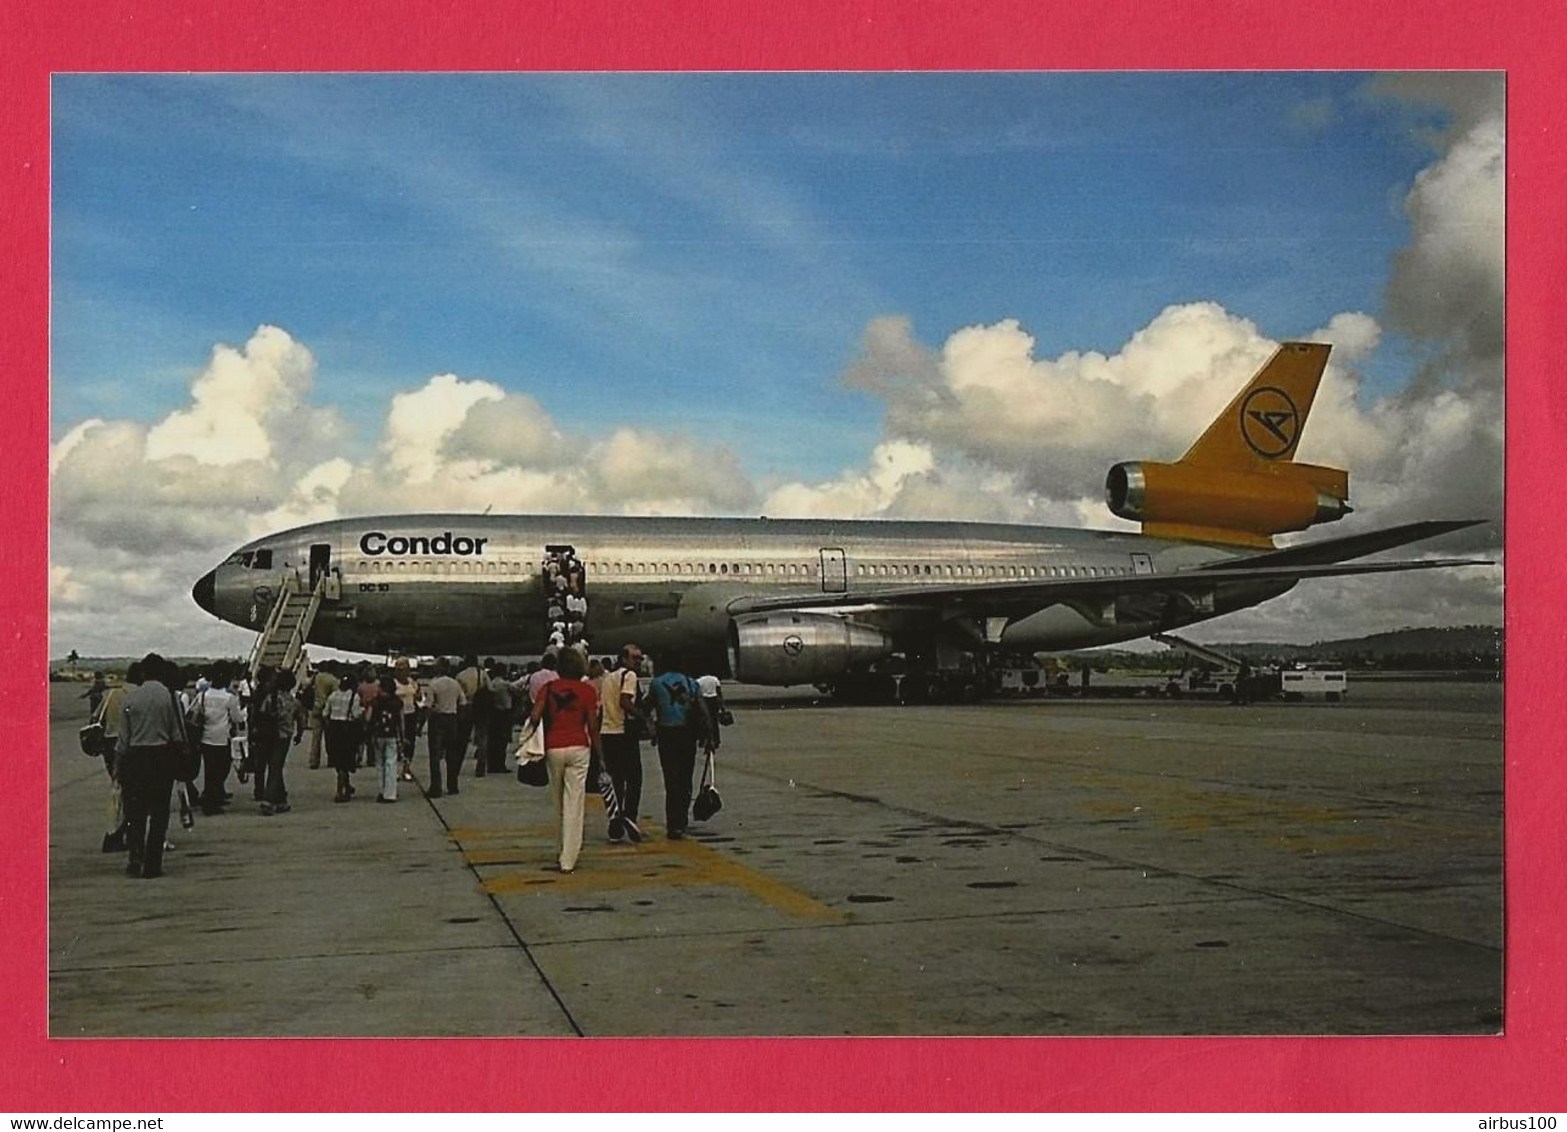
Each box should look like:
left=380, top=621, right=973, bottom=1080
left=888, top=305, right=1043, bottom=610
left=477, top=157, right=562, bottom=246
left=728, top=612, right=893, bottom=685
left=1104, top=341, right=1351, bottom=548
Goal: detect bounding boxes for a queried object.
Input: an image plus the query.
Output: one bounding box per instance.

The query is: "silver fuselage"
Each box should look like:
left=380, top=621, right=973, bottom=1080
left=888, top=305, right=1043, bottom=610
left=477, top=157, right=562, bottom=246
left=194, top=514, right=1290, bottom=675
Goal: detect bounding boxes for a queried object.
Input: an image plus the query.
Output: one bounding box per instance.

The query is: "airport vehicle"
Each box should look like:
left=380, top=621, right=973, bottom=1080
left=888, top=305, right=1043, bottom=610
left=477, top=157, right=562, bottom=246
left=191, top=343, right=1486, bottom=699
left=1279, top=666, right=1348, bottom=702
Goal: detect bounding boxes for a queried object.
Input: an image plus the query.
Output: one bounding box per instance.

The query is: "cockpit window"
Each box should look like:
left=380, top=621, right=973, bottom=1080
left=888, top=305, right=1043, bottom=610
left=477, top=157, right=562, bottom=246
left=225, top=549, right=276, bottom=570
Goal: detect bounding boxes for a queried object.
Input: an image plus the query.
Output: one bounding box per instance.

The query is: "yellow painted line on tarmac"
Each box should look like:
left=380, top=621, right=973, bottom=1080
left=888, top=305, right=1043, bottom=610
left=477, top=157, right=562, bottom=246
left=460, top=827, right=841, bottom=922
left=1071, top=770, right=1487, bottom=853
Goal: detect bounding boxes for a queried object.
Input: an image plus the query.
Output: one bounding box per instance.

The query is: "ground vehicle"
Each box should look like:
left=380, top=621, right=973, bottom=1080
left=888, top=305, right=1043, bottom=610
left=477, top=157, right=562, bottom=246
left=1279, top=666, right=1348, bottom=702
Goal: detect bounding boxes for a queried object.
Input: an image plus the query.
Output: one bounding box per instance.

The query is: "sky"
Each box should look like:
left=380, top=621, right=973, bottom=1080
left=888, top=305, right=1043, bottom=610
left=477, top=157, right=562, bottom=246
left=48, top=72, right=1505, bottom=658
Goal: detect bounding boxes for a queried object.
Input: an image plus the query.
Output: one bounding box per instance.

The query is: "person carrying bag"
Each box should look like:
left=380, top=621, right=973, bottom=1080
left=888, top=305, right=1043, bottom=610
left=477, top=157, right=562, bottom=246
left=524, top=649, right=601, bottom=872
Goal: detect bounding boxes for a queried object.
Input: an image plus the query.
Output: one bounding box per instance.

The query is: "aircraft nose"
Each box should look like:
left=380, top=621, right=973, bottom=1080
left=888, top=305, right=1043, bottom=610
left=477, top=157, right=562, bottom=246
left=192, top=570, right=216, bottom=614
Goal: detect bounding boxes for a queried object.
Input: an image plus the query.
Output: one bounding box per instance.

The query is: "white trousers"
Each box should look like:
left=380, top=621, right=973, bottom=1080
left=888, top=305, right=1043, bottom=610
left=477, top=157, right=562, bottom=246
left=546, top=745, right=591, bottom=870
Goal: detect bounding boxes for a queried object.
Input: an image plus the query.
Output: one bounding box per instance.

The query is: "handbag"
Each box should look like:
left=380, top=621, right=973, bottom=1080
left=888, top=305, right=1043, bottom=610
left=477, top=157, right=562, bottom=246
left=692, top=749, right=722, bottom=821
left=717, top=708, right=735, bottom=727
left=516, top=755, right=549, bottom=787
left=78, top=721, right=107, bottom=758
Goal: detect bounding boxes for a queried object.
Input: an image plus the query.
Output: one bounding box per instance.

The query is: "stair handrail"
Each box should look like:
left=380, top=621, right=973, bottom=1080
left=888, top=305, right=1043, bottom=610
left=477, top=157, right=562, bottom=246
left=248, top=570, right=302, bottom=682
left=1151, top=631, right=1244, bottom=671
left=277, top=575, right=327, bottom=680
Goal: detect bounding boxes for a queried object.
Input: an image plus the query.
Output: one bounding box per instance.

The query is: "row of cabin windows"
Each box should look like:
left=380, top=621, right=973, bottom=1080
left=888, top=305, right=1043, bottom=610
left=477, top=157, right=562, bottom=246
left=351, top=558, right=1134, bottom=579
left=855, top=562, right=1131, bottom=579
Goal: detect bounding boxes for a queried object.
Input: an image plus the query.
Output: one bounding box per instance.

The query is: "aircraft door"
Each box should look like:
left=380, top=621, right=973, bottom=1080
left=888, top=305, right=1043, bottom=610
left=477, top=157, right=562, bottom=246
left=309, top=543, right=332, bottom=590
left=1130, top=552, right=1154, bottom=576
left=820, top=547, right=848, bottom=594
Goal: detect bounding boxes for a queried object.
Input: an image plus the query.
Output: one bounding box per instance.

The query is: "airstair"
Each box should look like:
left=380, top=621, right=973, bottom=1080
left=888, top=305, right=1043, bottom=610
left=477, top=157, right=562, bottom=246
left=543, top=544, right=589, bottom=653
left=249, top=570, right=326, bottom=682
left=1150, top=632, right=1244, bottom=671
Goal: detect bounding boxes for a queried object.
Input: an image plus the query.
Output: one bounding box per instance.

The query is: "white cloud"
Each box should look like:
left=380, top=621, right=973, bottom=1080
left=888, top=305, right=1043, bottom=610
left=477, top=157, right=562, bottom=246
left=145, top=325, right=316, bottom=465
left=383, top=373, right=506, bottom=483
left=762, top=440, right=935, bottom=519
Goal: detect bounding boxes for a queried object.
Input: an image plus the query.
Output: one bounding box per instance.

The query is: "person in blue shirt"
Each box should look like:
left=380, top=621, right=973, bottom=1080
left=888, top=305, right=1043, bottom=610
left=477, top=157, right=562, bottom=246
left=646, top=660, right=716, bottom=840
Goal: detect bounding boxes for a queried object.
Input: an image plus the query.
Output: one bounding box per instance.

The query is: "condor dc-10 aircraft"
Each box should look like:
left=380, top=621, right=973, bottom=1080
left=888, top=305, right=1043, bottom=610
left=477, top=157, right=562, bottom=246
left=192, top=343, right=1485, bottom=698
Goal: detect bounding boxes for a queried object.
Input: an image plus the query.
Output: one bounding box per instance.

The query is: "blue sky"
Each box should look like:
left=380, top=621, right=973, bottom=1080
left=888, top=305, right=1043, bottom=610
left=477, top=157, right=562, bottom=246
left=52, top=72, right=1445, bottom=481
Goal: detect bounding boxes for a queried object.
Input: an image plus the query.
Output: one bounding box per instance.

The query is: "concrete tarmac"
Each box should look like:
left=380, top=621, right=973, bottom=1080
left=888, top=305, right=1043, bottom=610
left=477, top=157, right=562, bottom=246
left=48, top=679, right=1502, bottom=1036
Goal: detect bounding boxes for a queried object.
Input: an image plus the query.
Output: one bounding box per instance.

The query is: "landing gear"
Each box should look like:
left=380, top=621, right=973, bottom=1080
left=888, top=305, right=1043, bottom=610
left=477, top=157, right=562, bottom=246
left=827, top=671, right=982, bottom=705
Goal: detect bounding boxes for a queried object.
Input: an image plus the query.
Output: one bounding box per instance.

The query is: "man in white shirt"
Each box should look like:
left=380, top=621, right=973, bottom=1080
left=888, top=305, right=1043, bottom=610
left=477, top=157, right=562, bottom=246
left=188, top=664, right=245, bottom=815
left=424, top=657, right=467, bottom=799
left=598, top=644, right=647, bottom=843
left=697, top=673, right=725, bottom=749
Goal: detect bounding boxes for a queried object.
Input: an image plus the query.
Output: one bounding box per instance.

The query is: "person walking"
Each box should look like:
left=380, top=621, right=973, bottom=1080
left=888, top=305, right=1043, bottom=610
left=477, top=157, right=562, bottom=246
left=367, top=676, right=405, bottom=803
left=97, top=666, right=133, bottom=854
left=81, top=672, right=108, bottom=719
left=527, top=648, right=602, bottom=873
left=392, top=658, right=421, bottom=782
left=484, top=663, right=514, bottom=775
left=307, top=663, right=340, bottom=770
left=189, top=664, right=244, bottom=815
left=647, top=659, right=715, bottom=841
left=324, top=675, right=365, bottom=803
left=114, top=655, right=187, bottom=878
left=454, top=654, right=483, bottom=775
left=424, top=657, right=466, bottom=798
left=598, top=645, right=647, bottom=843
left=253, top=670, right=299, bottom=815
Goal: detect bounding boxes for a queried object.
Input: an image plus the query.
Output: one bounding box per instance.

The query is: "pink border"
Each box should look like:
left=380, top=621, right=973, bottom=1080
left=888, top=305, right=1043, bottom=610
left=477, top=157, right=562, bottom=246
left=6, top=0, right=1560, bottom=1111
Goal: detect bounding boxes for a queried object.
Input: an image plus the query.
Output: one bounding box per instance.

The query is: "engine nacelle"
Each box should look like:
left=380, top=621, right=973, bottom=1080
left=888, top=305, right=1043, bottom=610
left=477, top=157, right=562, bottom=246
left=1106, top=460, right=1349, bottom=545
left=727, top=612, right=893, bottom=685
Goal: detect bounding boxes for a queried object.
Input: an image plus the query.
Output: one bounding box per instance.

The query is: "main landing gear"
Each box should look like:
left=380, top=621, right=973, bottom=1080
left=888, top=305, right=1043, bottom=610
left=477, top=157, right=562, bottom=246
left=822, top=672, right=984, bottom=705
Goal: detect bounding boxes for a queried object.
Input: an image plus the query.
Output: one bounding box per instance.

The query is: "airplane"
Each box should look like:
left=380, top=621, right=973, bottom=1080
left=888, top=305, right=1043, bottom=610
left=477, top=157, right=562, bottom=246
left=191, top=342, right=1487, bottom=701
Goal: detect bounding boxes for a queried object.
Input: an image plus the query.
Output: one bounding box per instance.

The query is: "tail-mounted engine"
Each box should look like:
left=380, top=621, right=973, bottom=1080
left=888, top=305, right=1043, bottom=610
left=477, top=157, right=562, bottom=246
left=1106, top=460, right=1350, bottom=547
left=728, top=612, right=893, bottom=685
left=1104, top=341, right=1352, bottom=548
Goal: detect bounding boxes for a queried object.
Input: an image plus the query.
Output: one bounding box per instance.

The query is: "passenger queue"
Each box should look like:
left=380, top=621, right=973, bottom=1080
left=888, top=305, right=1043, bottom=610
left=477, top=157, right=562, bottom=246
left=84, top=643, right=726, bottom=880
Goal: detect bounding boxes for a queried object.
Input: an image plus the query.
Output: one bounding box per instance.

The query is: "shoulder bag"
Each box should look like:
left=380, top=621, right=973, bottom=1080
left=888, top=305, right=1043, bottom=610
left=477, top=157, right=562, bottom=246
left=169, top=689, right=203, bottom=781
left=79, top=696, right=110, bottom=758
left=692, top=749, right=722, bottom=821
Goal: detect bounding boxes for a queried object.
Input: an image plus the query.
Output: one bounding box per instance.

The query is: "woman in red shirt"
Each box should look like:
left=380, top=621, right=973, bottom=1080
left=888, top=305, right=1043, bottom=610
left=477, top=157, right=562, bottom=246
left=527, top=648, right=601, bottom=872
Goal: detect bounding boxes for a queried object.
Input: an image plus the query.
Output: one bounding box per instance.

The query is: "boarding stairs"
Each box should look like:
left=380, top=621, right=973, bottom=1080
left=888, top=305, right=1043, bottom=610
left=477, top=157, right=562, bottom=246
left=249, top=570, right=326, bottom=683
left=1150, top=632, right=1244, bottom=672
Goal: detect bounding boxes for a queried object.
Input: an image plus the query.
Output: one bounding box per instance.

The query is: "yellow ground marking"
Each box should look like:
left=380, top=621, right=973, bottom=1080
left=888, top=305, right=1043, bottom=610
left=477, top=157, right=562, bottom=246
left=453, top=827, right=841, bottom=921
left=1071, top=770, right=1488, bottom=853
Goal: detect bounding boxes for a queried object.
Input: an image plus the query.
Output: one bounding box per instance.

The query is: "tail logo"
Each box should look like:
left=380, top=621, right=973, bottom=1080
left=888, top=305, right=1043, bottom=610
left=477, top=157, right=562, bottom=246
left=1240, top=386, right=1300, bottom=458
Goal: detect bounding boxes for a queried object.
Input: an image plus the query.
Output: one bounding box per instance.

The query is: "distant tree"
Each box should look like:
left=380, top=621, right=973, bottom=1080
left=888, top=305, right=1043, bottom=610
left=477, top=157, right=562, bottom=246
left=66, top=649, right=79, bottom=676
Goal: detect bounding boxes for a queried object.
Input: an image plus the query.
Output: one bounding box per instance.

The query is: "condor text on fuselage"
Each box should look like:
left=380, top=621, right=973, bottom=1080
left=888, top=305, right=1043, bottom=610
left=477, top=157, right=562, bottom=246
left=359, top=530, right=490, bottom=557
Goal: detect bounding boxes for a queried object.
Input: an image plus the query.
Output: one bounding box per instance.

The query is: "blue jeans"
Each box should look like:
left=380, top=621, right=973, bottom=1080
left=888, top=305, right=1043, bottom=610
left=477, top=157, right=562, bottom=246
left=376, top=737, right=400, bottom=799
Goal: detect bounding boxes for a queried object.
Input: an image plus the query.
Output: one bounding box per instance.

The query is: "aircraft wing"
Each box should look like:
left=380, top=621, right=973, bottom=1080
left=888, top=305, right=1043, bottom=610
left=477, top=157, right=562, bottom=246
left=1195, top=519, right=1487, bottom=570
left=726, top=556, right=1490, bottom=616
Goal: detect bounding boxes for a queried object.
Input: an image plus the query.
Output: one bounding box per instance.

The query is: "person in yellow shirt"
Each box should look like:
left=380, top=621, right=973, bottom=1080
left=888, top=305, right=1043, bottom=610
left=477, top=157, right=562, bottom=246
left=307, top=664, right=340, bottom=770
